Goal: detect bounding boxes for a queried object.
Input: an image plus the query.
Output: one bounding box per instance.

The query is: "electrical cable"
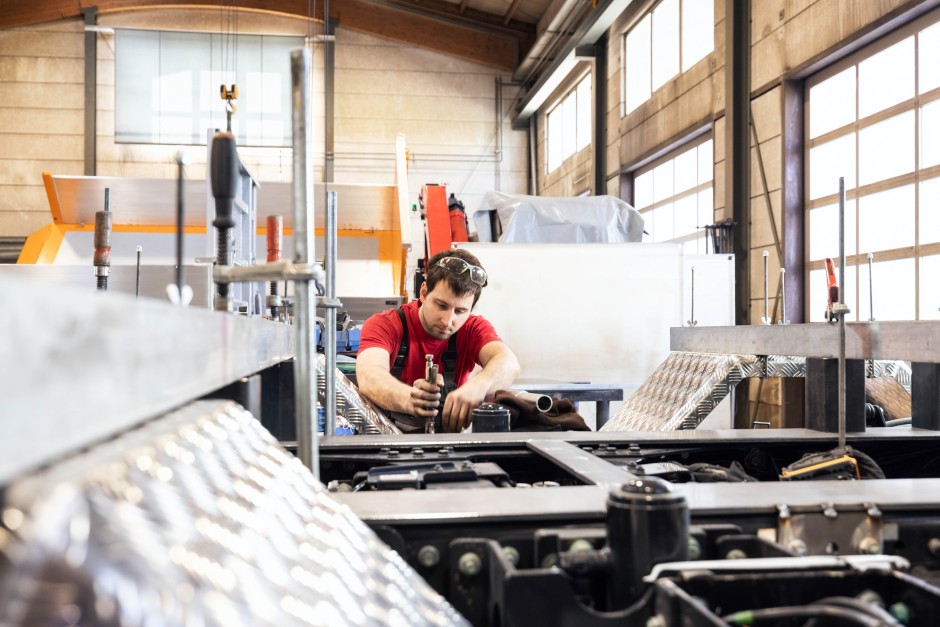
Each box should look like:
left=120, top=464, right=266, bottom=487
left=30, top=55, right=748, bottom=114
left=723, top=604, right=884, bottom=626
left=849, top=447, right=886, bottom=480
left=813, top=596, right=902, bottom=625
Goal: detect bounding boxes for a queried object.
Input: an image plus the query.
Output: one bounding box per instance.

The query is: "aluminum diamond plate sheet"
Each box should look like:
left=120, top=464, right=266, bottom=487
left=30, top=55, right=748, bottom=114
left=601, top=351, right=912, bottom=432
left=601, top=352, right=759, bottom=432
left=0, top=400, right=463, bottom=626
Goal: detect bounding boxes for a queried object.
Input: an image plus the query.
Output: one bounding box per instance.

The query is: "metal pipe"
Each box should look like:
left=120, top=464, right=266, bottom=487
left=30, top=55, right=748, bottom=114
left=495, top=76, right=502, bottom=192
left=761, top=250, right=771, bottom=324
left=508, top=390, right=554, bottom=413
left=838, top=176, right=846, bottom=451
left=291, top=48, right=318, bottom=476
left=325, top=191, right=338, bottom=436
left=135, top=245, right=142, bottom=298
left=175, top=152, right=185, bottom=301
left=778, top=268, right=790, bottom=324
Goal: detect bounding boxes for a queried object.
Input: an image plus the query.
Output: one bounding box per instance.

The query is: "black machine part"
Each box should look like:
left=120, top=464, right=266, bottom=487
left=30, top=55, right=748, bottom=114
left=352, top=460, right=512, bottom=491
left=472, top=403, right=511, bottom=433
left=606, top=477, right=689, bottom=610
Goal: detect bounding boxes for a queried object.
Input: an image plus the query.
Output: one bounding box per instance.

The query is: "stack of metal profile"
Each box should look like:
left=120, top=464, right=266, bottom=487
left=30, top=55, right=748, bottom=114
left=0, top=400, right=464, bottom=626
left=315, top=354, right=401, bottom=435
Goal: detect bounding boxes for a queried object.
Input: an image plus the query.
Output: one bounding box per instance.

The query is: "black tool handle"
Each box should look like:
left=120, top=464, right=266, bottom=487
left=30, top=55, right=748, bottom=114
left=210, top=131, right=238, bottom=230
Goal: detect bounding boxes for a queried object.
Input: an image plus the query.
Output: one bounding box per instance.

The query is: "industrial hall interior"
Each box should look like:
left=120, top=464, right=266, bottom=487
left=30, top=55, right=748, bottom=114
left=5, top=0, right=940, bottom=624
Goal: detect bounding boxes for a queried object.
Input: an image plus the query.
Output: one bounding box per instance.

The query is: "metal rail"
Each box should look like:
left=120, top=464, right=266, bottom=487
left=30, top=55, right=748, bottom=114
left=671, top=321, right=940, bottom=362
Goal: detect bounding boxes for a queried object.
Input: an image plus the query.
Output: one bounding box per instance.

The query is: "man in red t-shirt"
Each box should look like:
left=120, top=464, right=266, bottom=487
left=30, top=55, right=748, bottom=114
left=357, top=248, right=520, bottom=432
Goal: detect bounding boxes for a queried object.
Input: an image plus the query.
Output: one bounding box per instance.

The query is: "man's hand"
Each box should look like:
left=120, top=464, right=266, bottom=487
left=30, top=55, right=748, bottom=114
left=442, top=377, right=489, bottom=432
left=408, top=377, right=442, bottom=418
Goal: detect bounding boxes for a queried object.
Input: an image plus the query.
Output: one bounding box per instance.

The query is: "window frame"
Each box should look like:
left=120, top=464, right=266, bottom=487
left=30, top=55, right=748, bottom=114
left=629, top=130, right=714, bottom=253
left=545, top=72, right=593, bottom=175
left=622, top=0, right=714, bottom=117
left=804, top=6, right=940, bottom=321
left=114, top=28, right=302, bottom=148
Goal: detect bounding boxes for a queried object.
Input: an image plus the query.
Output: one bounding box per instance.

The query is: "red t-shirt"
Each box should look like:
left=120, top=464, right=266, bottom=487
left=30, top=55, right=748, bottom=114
left=357, top=299, right=501, bottom=387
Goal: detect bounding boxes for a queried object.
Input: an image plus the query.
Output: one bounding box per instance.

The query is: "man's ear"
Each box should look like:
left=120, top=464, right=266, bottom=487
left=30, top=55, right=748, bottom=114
left=419, top=282, right=428, bottom=300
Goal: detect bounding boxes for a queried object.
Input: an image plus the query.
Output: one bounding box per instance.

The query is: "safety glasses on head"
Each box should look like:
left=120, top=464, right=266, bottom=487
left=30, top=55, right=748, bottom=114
left=434, top=256, right=487, bottom=286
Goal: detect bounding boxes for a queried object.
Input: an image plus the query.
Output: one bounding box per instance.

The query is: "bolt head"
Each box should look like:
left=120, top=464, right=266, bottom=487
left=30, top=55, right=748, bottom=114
left=458, top=552, right=482, bottom=576
left=417, top=545, right=440, bottom=568
left=787, top=539, right=809, bottom=556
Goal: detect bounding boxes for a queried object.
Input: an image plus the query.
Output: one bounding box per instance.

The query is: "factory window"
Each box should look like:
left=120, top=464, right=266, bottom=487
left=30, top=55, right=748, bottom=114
left=805, top=11, right=940, bottom=321
left=115, top=30, right=301, bottom=147
left=632, top=135, right=713, bottom=253
left=546, top=74, right=592, bottom=173
left=623, top=0, right=714, bottom=116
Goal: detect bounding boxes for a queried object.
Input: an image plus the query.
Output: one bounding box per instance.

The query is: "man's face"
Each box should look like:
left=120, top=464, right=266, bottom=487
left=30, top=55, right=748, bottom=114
left=419, top=281, right=475, bottom=340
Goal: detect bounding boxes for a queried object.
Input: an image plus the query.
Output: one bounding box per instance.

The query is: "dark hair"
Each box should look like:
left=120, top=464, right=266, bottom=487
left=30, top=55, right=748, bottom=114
left=425, top=248, right=487, bottom=306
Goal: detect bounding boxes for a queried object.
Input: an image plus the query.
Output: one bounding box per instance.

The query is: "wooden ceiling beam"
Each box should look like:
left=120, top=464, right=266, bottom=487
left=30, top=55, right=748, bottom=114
left=503, top=0, right=522, bottom=26
left=0, top=0, right=530, bottom=71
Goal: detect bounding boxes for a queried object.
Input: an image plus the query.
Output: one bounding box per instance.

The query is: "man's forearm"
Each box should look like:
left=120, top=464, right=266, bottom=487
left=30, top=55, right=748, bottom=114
left=357, top=369, right=414, bottom=414
left=472, top=351, right=521, bottom=397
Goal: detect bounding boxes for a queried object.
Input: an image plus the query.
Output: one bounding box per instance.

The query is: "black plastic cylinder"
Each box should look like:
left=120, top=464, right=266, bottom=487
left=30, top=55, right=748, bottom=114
left=605, top=477, right=688, bottom=610
left=472, top=403, right=510, bottom=432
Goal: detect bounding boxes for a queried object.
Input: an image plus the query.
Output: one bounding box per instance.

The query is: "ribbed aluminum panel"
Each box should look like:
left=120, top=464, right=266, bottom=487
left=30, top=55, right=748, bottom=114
left=602, top=352, right=759, bottom=431
left=0, top=400, right=464, bottom=626
left=871, top=360, right=912, bottom=392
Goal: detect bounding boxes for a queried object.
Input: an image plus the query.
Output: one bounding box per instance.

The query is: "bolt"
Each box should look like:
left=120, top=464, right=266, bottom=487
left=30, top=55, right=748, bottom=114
left=387, top=449, right=399, bottom=457
left=855, top=589, right=884, bottom=608
left=858, top=537, right=882, bottom=555
left=568, top=539, right=594, bottom=553
left=413, top=448, right=424, bottom=458
left=777, top=504, right=791, bottom=520
left=928, top=537, right=940, bottom=557
left=502, top=546, right=520, bottom=567
left=438, top=448, right=450, bottom=456
left=458, top=552, right=482, bottom=576
left=687, top=537, right=702, bottom=561
left=646, top=615, right=667, bottom=627
left=787, top=539, right=809, bottom=556
left=725, top=548, right=747, bottom=560
left=417, top=545, right=440, bottom=568
left=541, top=553, right=559, bottom=569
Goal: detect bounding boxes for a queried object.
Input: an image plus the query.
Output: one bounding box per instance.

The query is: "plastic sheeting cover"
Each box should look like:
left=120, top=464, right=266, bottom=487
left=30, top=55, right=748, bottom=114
left=472, top=191, right=645, bottom=243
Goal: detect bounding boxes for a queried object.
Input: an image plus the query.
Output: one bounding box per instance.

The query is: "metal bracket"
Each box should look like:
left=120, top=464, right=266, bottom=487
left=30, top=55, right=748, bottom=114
left=213, top=260, right=325, bottom=284
left=776, top=502, right=883, bottom=557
